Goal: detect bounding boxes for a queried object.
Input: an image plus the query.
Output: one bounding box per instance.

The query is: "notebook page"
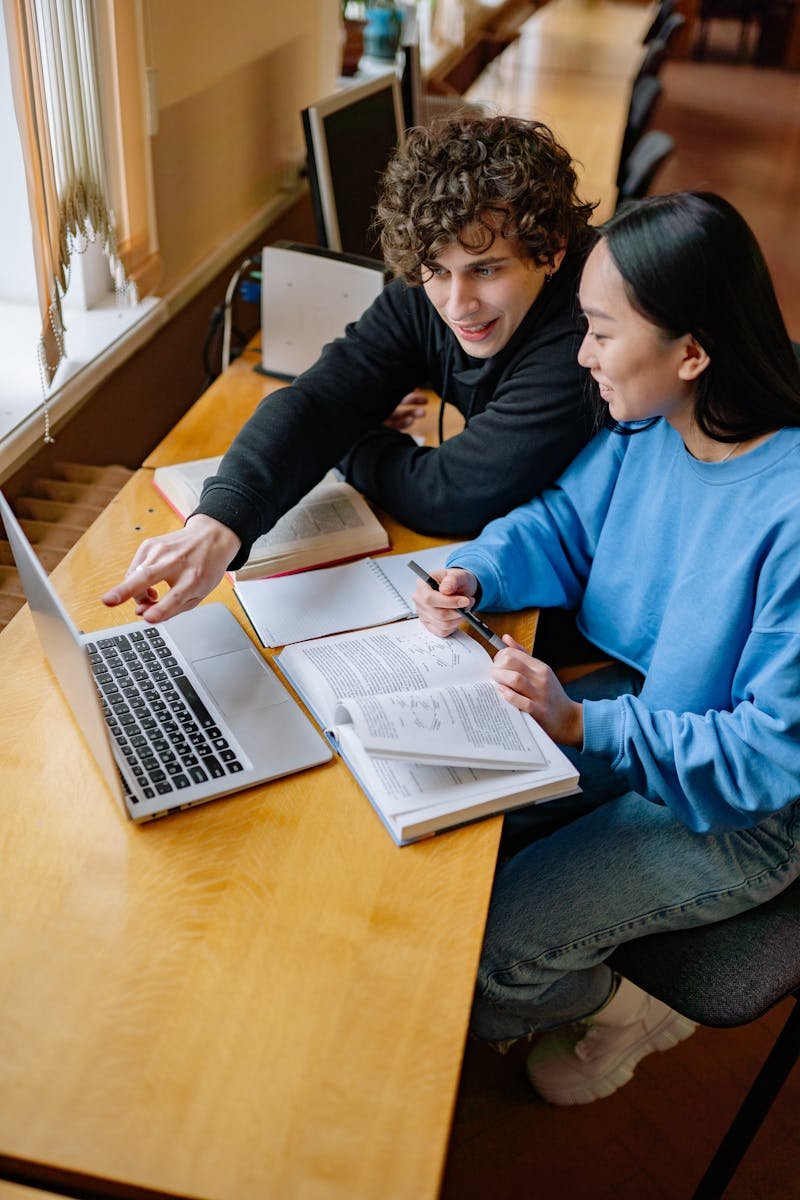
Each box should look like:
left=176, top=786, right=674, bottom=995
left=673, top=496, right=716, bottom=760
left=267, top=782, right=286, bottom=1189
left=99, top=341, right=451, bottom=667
left=234, top=558, right=409, bottom=647
left=375, top=543, right=465, bottom=609
left=234, top=543, right=462, bottom=647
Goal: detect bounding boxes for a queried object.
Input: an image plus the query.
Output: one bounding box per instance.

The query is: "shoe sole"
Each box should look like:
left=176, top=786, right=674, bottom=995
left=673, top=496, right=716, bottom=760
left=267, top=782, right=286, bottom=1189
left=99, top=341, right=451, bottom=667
left=528, top=1010, right=697, bottom=1106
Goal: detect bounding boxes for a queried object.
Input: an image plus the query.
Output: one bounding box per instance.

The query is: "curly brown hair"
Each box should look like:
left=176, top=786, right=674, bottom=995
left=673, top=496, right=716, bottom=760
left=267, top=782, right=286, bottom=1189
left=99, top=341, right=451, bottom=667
left=376, top=114, right=597, bottom=283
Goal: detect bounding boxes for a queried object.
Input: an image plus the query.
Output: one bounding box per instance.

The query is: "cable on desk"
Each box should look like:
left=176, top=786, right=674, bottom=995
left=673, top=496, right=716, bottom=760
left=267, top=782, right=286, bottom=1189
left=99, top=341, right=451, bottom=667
left=201, top=257, right=261, bottom=389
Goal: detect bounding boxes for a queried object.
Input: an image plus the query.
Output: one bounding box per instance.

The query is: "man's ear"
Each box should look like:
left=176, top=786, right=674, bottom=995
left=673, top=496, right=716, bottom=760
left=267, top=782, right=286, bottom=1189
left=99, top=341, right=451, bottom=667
left=678, top=335, right=711, bottom=382
left=550, top=247, right=567, bottom=274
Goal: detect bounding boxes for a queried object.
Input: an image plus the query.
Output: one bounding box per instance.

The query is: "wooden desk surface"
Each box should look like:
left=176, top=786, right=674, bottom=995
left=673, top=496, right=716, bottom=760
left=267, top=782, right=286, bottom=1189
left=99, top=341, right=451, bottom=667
left=487, top=28, right=646, bottom=80
left=461, top=0, right=656, bottom=213
left=521, top=0, right=656, bottom=51
left=467, top=65, right=630, bottom=197
left=143, top=342, right=281, bottom=467
left=0, top=464, right=536, bottom=1198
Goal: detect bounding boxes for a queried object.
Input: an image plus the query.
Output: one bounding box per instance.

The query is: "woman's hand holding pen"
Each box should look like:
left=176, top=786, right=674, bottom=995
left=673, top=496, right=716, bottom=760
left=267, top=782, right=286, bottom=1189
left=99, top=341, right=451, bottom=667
left=412, top=567, right=479, bottom=637
left=414, top=573, right=584, bottom=747
left=492, top=637, right=584, bottom=747
left=101, top=515, right=241, bottom=623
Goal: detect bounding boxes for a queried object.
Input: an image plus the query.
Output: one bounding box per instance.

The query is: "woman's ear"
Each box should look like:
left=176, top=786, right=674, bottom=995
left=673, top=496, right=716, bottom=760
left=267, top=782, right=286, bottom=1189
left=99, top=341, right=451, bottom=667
left=678, top=335, right=711, bottom=382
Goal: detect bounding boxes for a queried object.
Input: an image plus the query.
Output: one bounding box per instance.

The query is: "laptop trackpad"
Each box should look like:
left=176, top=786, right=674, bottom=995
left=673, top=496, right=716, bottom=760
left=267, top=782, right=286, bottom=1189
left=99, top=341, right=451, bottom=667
left=193, top=649, right=288, bottom=716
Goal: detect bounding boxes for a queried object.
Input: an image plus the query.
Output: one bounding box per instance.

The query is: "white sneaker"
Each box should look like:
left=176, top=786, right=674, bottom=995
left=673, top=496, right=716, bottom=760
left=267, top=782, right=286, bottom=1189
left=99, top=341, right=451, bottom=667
left=526, top=978, right=697, bottom=1106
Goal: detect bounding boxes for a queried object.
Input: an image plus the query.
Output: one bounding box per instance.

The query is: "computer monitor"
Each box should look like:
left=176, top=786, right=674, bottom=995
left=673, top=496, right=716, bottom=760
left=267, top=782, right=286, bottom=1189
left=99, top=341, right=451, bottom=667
left=400, top=39, right=423, bottom=128
left=398, top=1, right=423, bottom=127
left=301, top=72, right=405, bottom=259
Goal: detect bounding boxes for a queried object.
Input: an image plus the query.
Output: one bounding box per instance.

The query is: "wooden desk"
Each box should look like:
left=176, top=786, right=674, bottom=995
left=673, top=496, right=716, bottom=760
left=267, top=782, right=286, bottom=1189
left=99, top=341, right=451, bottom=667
left=464, top=0, right=656, bottom=215
left=485, top=28, right=646, bottom=79
left=522, top=0, right=656, bottom=51
left=0, top=369, right=535, bottom=1198
left=466, top=64, right=632, bottom=204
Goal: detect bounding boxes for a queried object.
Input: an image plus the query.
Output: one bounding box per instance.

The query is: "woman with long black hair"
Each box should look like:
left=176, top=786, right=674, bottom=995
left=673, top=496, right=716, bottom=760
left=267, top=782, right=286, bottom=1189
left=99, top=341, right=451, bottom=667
left=414, top=191, right=800, bottom=1105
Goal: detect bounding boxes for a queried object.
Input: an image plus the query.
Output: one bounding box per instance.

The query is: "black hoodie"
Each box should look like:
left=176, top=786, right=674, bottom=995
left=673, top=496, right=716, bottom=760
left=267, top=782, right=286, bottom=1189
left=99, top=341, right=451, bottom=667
left=197, top=235, right=595, bottom=571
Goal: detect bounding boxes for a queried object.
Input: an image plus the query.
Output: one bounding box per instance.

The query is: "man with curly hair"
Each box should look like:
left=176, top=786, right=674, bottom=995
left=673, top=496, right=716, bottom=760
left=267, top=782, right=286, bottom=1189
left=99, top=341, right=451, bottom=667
left=106, top=116, right=597, bottom=623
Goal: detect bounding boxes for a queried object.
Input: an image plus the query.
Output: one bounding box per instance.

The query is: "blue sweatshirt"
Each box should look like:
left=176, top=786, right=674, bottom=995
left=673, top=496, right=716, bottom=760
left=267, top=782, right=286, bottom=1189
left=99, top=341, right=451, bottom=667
left=448, top=420, right=800, bottom=834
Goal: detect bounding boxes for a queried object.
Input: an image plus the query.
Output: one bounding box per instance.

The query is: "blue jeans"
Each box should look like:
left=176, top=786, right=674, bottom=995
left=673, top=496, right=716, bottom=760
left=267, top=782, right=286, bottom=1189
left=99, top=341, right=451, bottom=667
left=471, top=663, right=800, bottom=1043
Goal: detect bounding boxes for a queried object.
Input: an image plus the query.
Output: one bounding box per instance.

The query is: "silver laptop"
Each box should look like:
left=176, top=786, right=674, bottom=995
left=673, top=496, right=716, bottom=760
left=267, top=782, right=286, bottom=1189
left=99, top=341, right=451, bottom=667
left=0, top=491, right=331, bottom=822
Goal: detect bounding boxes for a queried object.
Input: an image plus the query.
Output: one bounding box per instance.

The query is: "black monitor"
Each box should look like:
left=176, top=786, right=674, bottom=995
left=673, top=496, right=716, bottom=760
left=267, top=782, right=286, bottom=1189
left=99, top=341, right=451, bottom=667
left=400, top=39, right=423, bottom=128
left=398, top=1, right=423, bottom=127
left=301, top=72, right=405, bottom=259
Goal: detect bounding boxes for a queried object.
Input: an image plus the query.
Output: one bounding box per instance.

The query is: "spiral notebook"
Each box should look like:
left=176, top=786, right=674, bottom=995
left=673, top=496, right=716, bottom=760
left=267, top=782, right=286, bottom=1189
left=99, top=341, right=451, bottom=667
left=233, top=544, right=462, bottom=647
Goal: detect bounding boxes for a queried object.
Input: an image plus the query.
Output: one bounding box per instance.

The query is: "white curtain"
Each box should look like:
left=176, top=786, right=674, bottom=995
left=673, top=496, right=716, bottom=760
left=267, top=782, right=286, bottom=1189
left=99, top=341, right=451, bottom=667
left=4, top=0, right=161, bottom=439
left=34, top=0, right=130, bottom=297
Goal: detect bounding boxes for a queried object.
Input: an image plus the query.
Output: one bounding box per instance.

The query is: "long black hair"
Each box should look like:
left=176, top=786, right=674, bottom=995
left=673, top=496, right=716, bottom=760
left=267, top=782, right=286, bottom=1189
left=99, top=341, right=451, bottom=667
left=598, top=191, right=800, bottom=441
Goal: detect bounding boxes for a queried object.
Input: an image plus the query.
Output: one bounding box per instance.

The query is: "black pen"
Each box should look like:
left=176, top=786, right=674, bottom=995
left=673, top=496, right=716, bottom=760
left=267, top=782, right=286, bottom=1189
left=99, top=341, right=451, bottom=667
left=407, top=560, right=506, bottom=651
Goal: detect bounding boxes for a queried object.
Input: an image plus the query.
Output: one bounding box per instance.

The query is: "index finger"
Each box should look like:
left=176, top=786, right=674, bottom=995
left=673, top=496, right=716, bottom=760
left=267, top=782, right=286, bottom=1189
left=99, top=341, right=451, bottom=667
left=101, top=562, right=159, bottom=608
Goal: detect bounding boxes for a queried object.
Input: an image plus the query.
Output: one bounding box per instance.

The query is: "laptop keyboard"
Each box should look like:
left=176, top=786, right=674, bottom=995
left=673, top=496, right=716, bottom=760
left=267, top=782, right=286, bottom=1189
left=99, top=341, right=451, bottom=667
left=87, top=626, right=244, bottom=803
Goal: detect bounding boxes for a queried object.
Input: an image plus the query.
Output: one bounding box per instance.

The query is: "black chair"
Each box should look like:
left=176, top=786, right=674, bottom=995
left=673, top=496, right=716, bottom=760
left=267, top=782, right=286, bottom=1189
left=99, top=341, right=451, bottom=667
left=659, top=10, right=688, bottom=49
left=635, top=35, right=668, bottom=80
left=618, top=76, right=664, bottom=182
left=610, top=876, right=800, bottom=1198
left=617, top=130, right=676, bottom=203
left=643, top=0, right=677, bottom=42
left=635, top=13, right=687, bottom=80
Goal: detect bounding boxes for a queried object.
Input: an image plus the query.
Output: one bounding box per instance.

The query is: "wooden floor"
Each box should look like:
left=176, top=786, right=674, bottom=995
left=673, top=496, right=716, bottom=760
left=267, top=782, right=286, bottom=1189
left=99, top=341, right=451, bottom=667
left=440, top=42, right=800, bottom=1200
left=656, top=40, right=800, bottom=339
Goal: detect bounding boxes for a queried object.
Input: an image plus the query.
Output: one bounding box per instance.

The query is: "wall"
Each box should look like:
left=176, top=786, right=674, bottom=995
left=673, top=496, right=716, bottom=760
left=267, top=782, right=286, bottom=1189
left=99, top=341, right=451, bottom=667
left=147, top=0, right=340, bottom=296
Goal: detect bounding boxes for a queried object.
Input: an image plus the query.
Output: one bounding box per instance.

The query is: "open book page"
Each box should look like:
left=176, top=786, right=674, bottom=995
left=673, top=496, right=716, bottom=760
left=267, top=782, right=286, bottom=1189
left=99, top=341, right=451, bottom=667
left=333, top=681, right=548, bottom=769
left=276, top=620, right=491, bottom=728
left=249, top=477, right=384, bottom=559
left=153, top=459, right=387, bottom=579
left=234, top=543, right=462, bottom=647
left=154, top=457, right=341, bottom=522
left=335, top=724, right=579, bottom=834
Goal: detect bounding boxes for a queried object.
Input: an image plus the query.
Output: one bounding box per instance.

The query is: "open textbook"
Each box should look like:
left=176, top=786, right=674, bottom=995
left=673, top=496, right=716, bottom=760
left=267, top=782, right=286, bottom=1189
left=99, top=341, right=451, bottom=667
left=234, top=543, right=462, bottom=646
left=276, top=619, right=579, bottom=845
left=153, top=457, right=389, bottom=582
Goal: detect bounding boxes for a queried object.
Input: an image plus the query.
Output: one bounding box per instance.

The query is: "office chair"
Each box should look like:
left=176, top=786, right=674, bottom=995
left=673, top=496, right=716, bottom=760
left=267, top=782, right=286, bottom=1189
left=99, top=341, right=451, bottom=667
left=617, top=130, right=676, bottom=203
left=618, top=76, right=664, bottom=183
left=659, top=10, right=688, bottom=49
left=634, top=36, right=668, bottom=80
left=643, top=0, right=677, bottom=42
left=635, top=14, right=686, bottom=81
left=610, top=876, right=800, bottom=1199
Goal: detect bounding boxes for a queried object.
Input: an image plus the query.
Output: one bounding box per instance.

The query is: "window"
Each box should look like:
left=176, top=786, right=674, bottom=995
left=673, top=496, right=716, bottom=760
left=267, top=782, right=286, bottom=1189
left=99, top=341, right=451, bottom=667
left=0, top=0, right=163, bottom=473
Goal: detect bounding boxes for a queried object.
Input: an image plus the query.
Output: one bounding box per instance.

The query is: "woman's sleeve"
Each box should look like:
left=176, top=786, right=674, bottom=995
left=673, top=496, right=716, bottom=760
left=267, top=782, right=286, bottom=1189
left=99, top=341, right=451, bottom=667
left=447, top=430, right=625, bottom=611
left=583, top=627, right=800, bottom=833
